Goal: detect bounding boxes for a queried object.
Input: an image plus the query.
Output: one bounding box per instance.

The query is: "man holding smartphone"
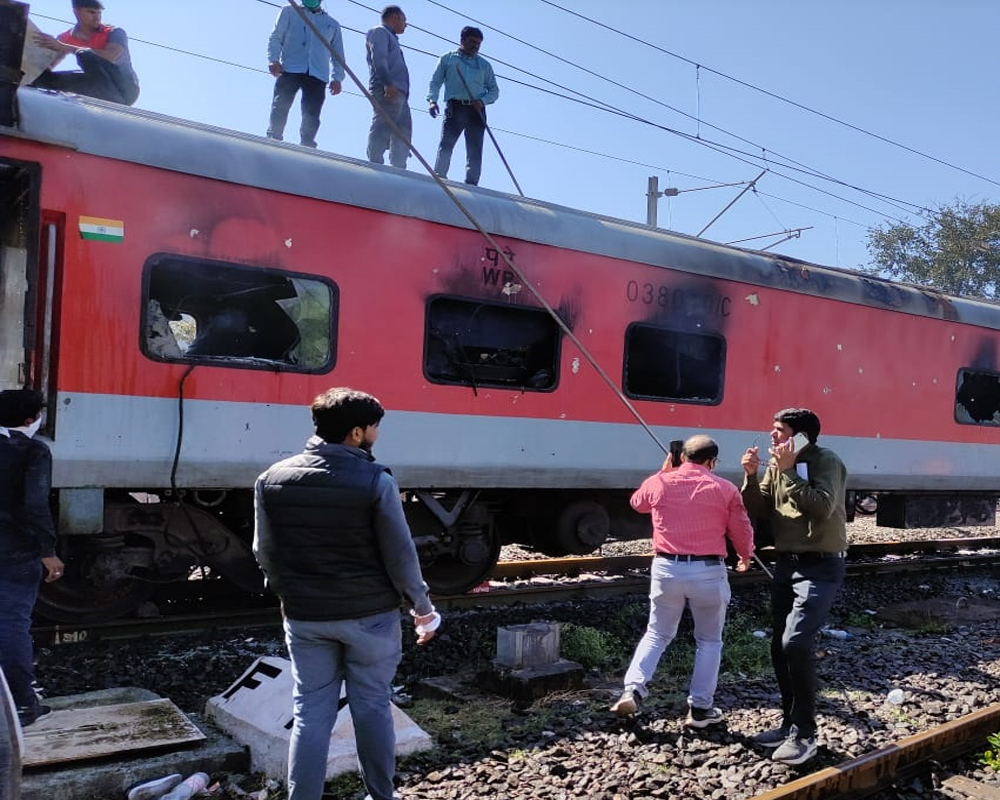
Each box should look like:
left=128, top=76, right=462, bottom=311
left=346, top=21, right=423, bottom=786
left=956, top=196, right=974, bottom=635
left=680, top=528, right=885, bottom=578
left=740, top=408, right=847, bottom=765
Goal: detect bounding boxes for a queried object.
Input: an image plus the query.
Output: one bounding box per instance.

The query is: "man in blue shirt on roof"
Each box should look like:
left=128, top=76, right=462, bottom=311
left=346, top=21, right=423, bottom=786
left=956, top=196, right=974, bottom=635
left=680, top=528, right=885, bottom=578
left=266, top=0, right=345, bottom=149
left=427, top=26, right=499, bottom=186
left=366, top=6, right=410, bottom=170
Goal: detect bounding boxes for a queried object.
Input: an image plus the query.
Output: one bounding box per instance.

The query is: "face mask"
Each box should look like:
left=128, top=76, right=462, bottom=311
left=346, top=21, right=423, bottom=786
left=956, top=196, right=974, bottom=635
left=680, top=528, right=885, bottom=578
left=22, top=416, right=43, bottom=439
left=302, top=0, right=321, bottom=8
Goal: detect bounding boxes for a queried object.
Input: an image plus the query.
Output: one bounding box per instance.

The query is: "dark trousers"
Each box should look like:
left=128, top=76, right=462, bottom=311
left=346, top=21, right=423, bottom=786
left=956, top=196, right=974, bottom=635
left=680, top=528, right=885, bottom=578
left=32, top=50, right=139, bottom=106
left=267, top=72, right=327, bottom=148
left=433, top=102, right=486, bottom=185
left=770, top=553, right=845, bottom=738
left=0, top=559, right=44, bottom=719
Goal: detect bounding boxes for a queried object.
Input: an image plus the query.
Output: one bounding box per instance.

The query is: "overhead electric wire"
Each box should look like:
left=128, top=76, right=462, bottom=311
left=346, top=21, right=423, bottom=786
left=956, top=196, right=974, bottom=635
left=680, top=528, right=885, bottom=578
left=31, top=4, right=913, bottom=229
left=417, top=0, right=935, bottom=219
left=538, top=0, right=1000, bottom=190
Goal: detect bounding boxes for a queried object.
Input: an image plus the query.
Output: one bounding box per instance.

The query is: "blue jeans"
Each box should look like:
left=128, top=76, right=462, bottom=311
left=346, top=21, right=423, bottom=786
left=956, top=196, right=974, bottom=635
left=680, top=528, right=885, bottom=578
left=366, top=91, right=411, bottom=169
left=284, top=610, right=402, bottom=800
left=770, top=553, right=845, bottom=738
left=623, top=557, right=731, bottom=709
left=433, top=103, right=487, bottom=185
left=267, top=72, right=327, bottom=148
left=0, top=559, right=43, bottom=717
left=32, top=50, right=139, bottom=106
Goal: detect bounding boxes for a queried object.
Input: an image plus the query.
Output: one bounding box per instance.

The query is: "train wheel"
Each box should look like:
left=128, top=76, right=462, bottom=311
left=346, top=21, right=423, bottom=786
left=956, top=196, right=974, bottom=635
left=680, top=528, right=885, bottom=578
left=34, top=538, right=155, bottom=624
left=537, top=500, right=611, bottom=556
left=406, top=496, right=501, bottom=595
left=420, top=527, right=501, bottom=596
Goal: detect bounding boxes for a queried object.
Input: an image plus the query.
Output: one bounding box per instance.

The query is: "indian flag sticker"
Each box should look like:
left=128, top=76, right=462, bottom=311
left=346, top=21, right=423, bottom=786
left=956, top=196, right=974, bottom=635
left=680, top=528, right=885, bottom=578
left=79, top=216, right=124, bottom=243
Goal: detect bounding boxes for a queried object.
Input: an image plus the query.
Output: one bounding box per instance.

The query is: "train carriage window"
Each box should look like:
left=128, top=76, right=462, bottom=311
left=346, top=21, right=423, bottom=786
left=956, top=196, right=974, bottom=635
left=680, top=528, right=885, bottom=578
left=142, top=254, right=337, bottom=372
left=955, top=368, right=1000, bottom=425
left=424, top=295, right=560, bottom=391
left=624, top=323, right=725, bottom=404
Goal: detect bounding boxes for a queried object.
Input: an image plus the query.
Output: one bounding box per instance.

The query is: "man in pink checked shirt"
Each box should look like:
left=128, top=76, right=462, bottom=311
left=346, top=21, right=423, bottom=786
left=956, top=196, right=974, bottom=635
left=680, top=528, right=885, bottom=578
left=610, top=434, right=754, bottom=728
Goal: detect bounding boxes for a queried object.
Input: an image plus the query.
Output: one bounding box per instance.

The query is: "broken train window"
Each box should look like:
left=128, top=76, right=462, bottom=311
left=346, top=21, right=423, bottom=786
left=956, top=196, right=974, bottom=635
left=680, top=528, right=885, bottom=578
left=142, top=254, right=337, bottom=372
left=424, top=295, right=560, bottom=391
left=955, top=368, right=1000, bottom=426
left=623, top=323, right=725, bottom=404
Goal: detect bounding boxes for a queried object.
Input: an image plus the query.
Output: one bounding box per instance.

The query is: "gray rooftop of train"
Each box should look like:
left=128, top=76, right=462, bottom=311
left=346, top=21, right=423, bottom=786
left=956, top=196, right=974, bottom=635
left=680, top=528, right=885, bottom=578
left=11, top=86, right=1000, bottom=331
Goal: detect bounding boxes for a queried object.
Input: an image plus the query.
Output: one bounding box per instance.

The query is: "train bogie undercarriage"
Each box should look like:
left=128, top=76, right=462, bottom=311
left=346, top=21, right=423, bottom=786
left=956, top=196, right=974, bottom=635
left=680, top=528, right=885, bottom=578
left=36, top=486, right=651, bottom=623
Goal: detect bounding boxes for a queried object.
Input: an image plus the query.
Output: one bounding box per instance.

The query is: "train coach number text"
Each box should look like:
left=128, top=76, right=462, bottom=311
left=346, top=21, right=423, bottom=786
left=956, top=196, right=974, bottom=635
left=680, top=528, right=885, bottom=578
left=625, top=281, right=731, bottom=318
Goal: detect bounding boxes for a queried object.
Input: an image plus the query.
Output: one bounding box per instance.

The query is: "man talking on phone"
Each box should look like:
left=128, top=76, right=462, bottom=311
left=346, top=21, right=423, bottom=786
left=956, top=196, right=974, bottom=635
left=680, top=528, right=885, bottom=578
left=740, top=408, right=847, bottom=765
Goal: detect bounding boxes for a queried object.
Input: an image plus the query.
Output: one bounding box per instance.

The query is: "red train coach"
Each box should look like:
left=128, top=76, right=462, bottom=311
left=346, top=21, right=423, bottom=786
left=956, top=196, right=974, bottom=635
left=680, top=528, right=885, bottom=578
left=4, top=83, right=1000, bottom=622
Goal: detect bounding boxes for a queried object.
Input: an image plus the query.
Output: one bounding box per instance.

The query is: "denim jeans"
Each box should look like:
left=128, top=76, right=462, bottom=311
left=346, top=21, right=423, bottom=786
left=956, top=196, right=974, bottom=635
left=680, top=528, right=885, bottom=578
left=32, top=50, right=139, bottom=106
left=267, top=72, right=327, bottom=148
left=770, top=553, right=845, bottom=738
left=366, top=91, right=411, bottom=169
left=623, top=557, right=731, bottom=709
left=433, top=103, right=486, bottom=185
left=284, top=610, right=402, bottom=800
left=0, top=559, right=43, bottom=717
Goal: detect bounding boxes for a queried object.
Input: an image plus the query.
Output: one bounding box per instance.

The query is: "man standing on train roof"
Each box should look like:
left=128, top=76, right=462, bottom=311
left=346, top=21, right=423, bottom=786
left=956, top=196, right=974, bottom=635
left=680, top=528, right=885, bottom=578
left=426, top=26, right=499, bottom=186
left=253, top=387, right=439, bottom=800
left=365, top=6, right=411, bottom=170
left=266, top=0, right=345, bottom=149
left=0, top=389, right=64, bottom=728
left=611, top=435, right=754, bottom=729
left=741, top=408, right=848, bottom=765
left=30, top=0, right=139, bottom=106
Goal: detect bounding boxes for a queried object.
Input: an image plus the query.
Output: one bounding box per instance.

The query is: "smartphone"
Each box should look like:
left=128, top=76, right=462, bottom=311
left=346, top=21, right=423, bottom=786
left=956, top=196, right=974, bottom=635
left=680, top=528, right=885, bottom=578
left=790, top=432, right=810, bottom=453
left=669, top=439, right=684, bottom=467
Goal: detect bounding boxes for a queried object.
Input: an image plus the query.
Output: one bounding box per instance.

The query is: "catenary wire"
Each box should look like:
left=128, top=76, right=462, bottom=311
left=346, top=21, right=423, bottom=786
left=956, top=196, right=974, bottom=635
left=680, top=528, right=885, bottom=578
left=417, top=0, right=934, bottom=217
left=29, top=6, right=903, bottom=230
left=538, top=0, right=1000, bottom=190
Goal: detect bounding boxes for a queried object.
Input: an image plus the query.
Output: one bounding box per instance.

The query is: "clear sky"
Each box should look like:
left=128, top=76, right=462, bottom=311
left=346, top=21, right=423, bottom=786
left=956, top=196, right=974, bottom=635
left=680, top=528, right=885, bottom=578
left=23, top=0, right=1000, bottom=274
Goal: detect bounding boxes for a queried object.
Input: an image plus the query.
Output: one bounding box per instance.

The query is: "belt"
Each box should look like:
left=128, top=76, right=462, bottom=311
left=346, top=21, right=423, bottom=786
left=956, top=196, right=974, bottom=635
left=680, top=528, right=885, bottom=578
left=447, top=98, right=477, bottom=105
left=779, top=551, right=847, bottom=560
left=655, top=553, right=722, bottom=564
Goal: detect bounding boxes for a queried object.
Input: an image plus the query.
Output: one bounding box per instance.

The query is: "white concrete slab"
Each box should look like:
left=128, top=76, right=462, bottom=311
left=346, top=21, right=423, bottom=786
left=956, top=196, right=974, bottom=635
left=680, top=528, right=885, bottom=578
left=205, top=657, right=432, bottom=781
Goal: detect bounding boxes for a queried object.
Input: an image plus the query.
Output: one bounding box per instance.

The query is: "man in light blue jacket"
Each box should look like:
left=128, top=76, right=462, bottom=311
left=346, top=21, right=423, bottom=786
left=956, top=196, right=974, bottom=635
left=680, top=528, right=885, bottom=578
left=266, top=0, right=345, bottom=149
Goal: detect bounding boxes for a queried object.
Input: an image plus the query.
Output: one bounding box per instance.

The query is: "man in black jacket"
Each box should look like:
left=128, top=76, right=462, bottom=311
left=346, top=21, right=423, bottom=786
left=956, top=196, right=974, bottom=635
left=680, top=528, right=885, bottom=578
left=253, top=387, right=438, bottom=800
left=0, top=389, right=64, bottom=727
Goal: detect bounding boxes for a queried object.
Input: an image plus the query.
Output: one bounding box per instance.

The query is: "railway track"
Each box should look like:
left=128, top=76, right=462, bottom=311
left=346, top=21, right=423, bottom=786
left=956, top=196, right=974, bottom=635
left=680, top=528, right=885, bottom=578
left=31, top=539, right=1000, bottom=644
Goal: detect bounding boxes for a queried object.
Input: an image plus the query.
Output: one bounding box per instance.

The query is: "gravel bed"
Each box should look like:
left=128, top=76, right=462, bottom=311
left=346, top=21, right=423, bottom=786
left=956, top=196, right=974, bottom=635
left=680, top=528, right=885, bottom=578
left=34, top=564, right=1000, bottom=800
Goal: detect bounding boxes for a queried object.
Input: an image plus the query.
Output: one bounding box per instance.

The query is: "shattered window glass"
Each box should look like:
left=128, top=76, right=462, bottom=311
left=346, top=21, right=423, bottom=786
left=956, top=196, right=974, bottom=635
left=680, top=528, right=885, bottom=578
left=623, top=323, right=725, bottom=404
left=142, top=254, right=337, bottom=373
left=424, top=295, right=560, bottom=391
left=955, top=368, right=1000, bottom=426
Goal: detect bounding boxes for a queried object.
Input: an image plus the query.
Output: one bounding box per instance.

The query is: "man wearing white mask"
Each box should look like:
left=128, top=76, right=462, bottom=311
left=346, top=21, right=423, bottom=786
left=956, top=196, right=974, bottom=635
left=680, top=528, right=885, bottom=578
left=266, top=0, right=346, bottom=148
left=0, top=389, right=64, bottom=727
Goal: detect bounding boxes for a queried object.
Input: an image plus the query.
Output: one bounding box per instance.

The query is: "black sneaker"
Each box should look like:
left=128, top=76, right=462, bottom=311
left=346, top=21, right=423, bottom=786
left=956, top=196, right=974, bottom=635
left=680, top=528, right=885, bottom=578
left=17, top=704, right=51, bottom=727
left=753, top=724, right=792, bottom=748
left=685, top=705, right=724, bottom=728
left=610, top=689, right=640, bottom=717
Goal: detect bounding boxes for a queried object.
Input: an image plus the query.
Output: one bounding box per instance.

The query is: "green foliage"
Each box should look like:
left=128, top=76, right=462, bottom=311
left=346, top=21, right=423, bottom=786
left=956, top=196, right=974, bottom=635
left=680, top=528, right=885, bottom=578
left=720, top=611, right=772, bottom=677
left=865, top=200, right=1000, bottom=299
left=979, top=732, right=1000, bottom=771
left=560, top=623, right=625, bottom=669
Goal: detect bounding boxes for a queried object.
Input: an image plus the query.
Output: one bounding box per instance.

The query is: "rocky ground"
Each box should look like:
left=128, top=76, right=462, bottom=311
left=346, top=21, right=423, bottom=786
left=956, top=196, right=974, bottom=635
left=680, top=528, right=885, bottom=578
left=34, top=530, right=1000, bottom=799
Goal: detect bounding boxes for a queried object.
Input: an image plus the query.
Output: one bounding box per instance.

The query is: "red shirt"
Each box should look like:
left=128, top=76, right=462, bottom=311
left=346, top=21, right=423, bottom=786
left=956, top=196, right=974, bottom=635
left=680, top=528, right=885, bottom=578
left=630, top=462, right=755, bottom=560
left=58, top=24, right=114, bottom=51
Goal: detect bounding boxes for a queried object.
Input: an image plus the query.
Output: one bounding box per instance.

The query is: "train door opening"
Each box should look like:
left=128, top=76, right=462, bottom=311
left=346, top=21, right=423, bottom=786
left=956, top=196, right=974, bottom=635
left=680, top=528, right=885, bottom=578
left=0, top=158, right=42, bottom=391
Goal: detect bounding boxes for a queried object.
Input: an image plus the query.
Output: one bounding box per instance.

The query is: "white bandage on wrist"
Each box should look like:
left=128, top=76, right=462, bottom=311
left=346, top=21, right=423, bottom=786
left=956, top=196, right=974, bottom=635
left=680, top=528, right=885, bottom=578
left=415, top=611, right=441, bottom=635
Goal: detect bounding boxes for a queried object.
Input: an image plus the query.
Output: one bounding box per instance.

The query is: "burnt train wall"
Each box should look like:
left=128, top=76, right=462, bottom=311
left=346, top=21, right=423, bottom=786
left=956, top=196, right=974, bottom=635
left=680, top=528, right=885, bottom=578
left=10, top=87, right=1000, bottom=333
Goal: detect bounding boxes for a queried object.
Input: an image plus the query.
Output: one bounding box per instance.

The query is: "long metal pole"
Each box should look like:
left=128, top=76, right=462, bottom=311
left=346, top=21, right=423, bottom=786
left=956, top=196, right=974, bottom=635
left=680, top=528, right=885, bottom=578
left=646, top=175, right=658, bottom=227
left=697, top=170, right=766, bottom=237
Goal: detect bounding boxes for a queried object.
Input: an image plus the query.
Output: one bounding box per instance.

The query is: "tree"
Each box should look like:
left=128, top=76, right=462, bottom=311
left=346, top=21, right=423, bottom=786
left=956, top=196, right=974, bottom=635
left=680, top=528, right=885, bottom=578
left=865, top=200, right=1000, bottom=300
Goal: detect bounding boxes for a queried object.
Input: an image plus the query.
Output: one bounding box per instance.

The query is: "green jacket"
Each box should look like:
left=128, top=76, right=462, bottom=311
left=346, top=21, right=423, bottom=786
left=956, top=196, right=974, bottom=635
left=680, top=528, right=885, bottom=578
left=741, top=443, right=848, bottom=553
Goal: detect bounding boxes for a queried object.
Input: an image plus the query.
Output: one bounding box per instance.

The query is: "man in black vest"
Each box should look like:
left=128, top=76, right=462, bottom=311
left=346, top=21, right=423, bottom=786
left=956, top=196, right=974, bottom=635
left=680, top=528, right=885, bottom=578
left=254, top=388, right=438, bottom=800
